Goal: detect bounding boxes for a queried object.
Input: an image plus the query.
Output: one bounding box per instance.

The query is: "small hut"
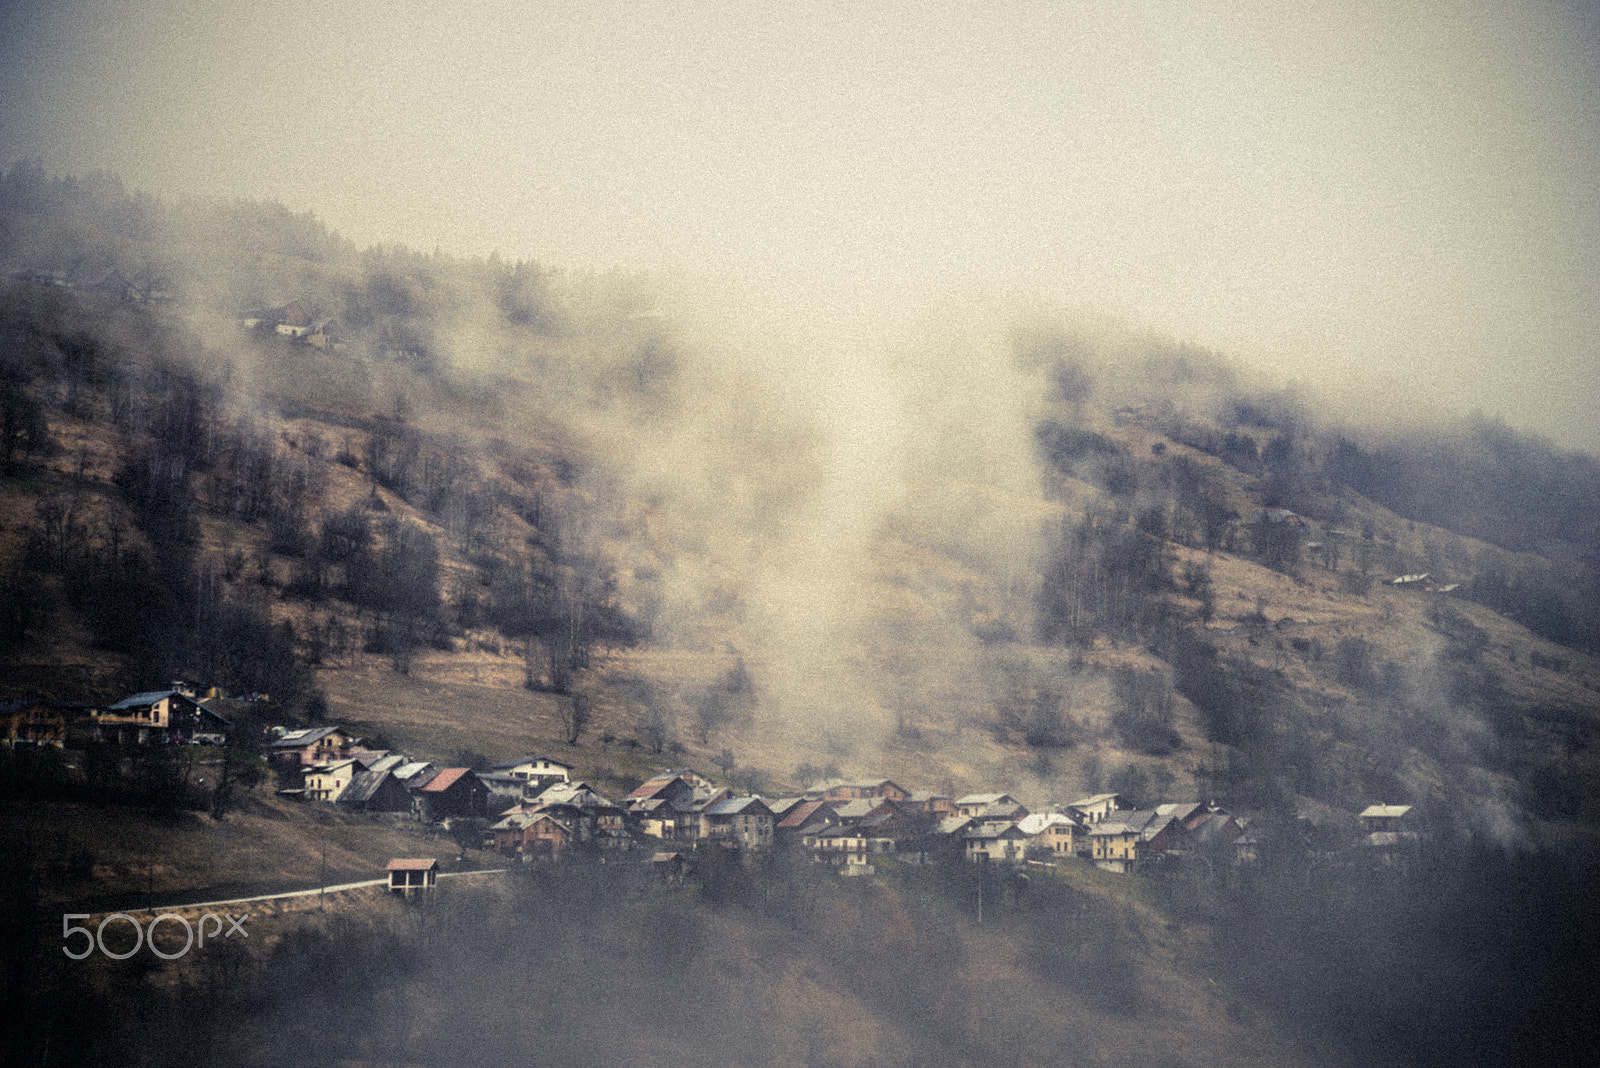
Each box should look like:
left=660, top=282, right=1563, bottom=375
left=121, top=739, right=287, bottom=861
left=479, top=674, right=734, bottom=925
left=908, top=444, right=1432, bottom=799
left=385, top=858, right=439, bottom=895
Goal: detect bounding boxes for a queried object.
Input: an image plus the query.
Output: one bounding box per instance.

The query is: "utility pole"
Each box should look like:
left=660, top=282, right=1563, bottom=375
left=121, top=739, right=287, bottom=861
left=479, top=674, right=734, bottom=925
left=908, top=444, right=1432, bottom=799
left=319, top=842, right=327, bottom=911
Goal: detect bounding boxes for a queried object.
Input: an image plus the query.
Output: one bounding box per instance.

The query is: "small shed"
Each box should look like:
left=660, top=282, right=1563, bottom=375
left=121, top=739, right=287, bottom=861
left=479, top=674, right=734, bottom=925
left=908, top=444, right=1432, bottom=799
left=386, top=858, right=439, bottom=894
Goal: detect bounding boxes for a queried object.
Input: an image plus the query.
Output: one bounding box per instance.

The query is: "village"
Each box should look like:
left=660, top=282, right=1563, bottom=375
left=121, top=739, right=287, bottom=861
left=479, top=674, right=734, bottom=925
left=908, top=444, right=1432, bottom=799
left=3, top=679, right=1423, bottom=896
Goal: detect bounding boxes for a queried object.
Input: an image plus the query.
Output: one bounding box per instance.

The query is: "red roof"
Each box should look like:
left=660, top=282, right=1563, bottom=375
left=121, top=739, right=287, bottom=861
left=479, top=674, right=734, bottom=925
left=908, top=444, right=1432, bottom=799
left=778, top=800, right=832, bottom=830
left=420, top=767, right=470, bottom=793
left=385, top=858, right=439, bottom=871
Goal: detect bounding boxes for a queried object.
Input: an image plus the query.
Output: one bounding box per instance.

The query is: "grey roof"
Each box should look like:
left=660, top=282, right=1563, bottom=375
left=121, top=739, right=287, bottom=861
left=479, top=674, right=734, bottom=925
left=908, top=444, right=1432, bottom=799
left=1360, top=805, right=1413, bottom=820
left=392, top=761, right=437, bottom=783
left=936, top=816, right=976, bottom=835
left=110, top=690, right=186, bottom=710
left=271, top=726, right=344, bottom=749
left=338, top=768, right=399, bottom=806
left=706, top=796, right=771, bottom=817
left=965, top=822, right=1025, bottom=840
left=955, top=792, right=1010, bottom=806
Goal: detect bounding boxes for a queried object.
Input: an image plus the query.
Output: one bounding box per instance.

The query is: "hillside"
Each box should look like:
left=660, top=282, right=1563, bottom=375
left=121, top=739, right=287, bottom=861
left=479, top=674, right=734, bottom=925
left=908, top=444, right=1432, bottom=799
left=3, top=170, right=1600, bottom=1066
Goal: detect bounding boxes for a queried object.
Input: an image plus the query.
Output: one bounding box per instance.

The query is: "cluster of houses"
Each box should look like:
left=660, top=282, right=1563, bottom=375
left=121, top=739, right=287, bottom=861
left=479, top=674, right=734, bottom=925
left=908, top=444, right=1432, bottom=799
left=238, top=301, right=344, bottom=350
left=276, top=725, right=1426, bottom=876
left=2, top=684, right=232, bottom=749
left=9, top=265, right=176, bottom=304
left=476, top=769, right=1275, bottom=876
left=270, top=726, right=491, bottom=823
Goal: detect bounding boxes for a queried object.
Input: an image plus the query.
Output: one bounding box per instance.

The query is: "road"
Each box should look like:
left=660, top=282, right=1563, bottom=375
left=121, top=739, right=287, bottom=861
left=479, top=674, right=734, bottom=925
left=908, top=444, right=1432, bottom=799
left=123, top=869, right=511, bottom=914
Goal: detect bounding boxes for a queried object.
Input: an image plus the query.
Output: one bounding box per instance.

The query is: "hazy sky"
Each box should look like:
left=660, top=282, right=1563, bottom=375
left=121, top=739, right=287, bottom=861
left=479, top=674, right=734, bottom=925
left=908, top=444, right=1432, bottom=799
left=3, top=0, right=1597, bottom=449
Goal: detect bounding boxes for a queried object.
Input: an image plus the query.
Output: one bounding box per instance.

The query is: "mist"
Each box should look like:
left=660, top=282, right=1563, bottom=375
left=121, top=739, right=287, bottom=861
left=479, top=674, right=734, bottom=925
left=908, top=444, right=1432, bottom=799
left=3, top=0, right=1597, bottom=448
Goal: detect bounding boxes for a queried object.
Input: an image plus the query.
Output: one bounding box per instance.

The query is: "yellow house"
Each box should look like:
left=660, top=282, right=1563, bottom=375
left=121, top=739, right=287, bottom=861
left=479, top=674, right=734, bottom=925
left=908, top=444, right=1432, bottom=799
left=1089, top=821, right=1143, bottom=873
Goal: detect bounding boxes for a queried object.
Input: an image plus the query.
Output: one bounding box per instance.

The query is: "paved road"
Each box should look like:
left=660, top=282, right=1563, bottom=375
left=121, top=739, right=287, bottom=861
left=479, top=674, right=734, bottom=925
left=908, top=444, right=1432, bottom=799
left=124, top=869, right=511, bottom=914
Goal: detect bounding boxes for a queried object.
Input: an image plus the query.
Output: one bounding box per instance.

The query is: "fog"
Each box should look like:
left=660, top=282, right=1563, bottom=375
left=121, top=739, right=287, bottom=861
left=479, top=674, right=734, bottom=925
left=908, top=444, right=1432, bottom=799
left=3, top=0, right=1598, bottom=449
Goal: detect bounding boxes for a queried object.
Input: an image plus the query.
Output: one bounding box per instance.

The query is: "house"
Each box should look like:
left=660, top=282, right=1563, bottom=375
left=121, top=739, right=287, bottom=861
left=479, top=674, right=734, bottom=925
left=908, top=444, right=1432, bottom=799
left=391, top=761, right=439, bottom=790
left=479, top=772, right=527, bottom=805
left=520, top=813, right=576, bottom=860
left=385, top=858, right=438, bottom=895
left=1067, top=793, right=1126, bottom=824
left=305, top=317, right=344, bottom=351
left=816, top=778, right=911, bottom=803
left=700, top=796, right=775, bottom=851
left=964, top=822, right=1030, bottom=865
left=303, top=758, right=360, bottom=802
left=338, top=768, right=414, bottom=814
left=955, top=793, right=1023, bottom=819
left=90, top=690, right=230, bottom=745
left=902, top=791, right=958, bottom=819
left=1089, top=820, right=1143, bottom=873
left=412, top=768, right=488, bottom=822
left=978, top=799, right=1031, bottom=822
left=488, top=754, right=573, bottom=793
left=650, top=851, right=689, bottom=885
left=269, top=726, right=359, bottom=768
left=1359, top=805, right=1413, bottom=834
left=805, top=823, right=872, bottom=870
left=1184, top=811, right=1244, bottom=857
left=775, top=800, right=839, bottom=847
left=1088, top=809, right=1175, bottom=873
left=1, top=699, right=71, bottom=748
left=627, top=773, right=729, bottom=840
left=1017, top=812, right=1086, bottom=858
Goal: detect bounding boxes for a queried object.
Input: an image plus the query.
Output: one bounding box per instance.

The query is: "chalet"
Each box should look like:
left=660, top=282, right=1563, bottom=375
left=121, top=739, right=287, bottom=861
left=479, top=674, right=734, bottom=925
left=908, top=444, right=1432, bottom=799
left=305, top=318, right=344, bottom=351
left=240, top=301, right=313, bottom=336
left=1184, top=811, right=1244, bottom=857
left=412, top=768, right=488, bottom=822
left=338, top=768, right=413, bottom=814
left=775, top=800, right=839, bottom=847
left=1018, top=812, right=1086, bottom=858
left=391, top=761, right=439, bottom=790
left=1089, top=820, right=1143, bottom=873
left=830, top=797, right=906, bottom=825
left=488, top=754, right=573, bottom=793
left=764, top=797, right=806, bottom=823
left=520, top=813, right=576, bottom=860
left=902, top=791, right=958, bottom=819
left=386, top=858, right=438, bottom=895
left=91, top=690, right=229, bottom=745
left=978, top=799, right=1031, bottom=822
left=1088, top=810, right=1175, bottom=873
left=805, top=823, right=872, bottom=870
left=270, top=726, right=359, bottom=768
left=955, top=793, right=1023, bottom=819
left=1, top=699, right=72, bottom=748
left=1359, top=805, right=1413, bottom=834
left=303, top=758, right=360, bottom=802
left=628, top=797, right=687, bottom=840
left=479, top=772, right=527, bottom=805
left=964, top=822, right=1029, bottom=865
left=626, top=773, right=729, bottom=839
left=650, top=851, right=689, bottom=885
left=816, top=778, right=911, bottom=803
left=700, top=796, right=775, bottom=851
left=1067, top=793, right=1126, bottom=824
left=490, top=812, right=539, bottom=857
